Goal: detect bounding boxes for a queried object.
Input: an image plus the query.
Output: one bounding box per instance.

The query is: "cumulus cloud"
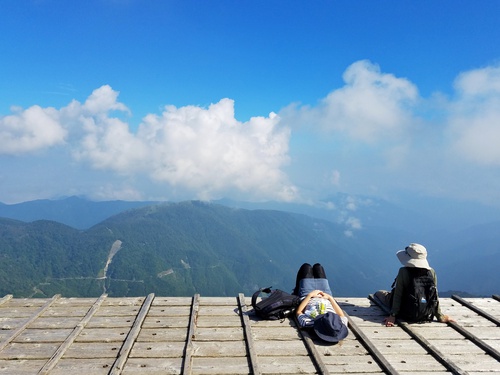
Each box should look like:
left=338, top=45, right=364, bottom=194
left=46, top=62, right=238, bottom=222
left=0, top=85, right=296, bottom=201
left=3, top=61, right=500, bottom=205
left=120, top=98, right=296, bottom=201
left=283, top=60, right=419, bottom=143
left=0, top=105, right=66, bottom=154
left=448, top=65, right=500, bottom=166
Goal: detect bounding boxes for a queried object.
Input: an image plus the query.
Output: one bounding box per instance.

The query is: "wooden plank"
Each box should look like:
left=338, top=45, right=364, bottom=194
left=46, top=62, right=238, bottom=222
left=0, top=359, right=48, bottom=374
left=446, top=353, right=500, bottom=372
left=129, top=341, right=186, bottom=358
left=238, top=293, right=261, bottom=375
left=120, top=358, right=183, bottom=375
left=180, top=293, right=199, bottom=375
left=0, top=295, right=498, bottom=374
left=253, top=339, right=317, bottom=356
left=345, top=311, right=398, bottom=374
left=199, top=296, right=242, bottom=305
left=321, top=354, right=390, bottom=374
left=196, top=305, right=240, bottom=316
left=99, top=297, right=146, bottom=307
left=0, top=317, right=32, bottom=330
left=74, top=328, right=134, bottom=343
left=196, top=315, right=242, bottom=328
left=381, top=354, right=449, bottom=373
left=147, top=305, right=191, bottom=317
left=250, top=325, right=302, bottom=341
left=293, top=315, right=330, bottom=375
left=399, top=322, right=468, bottom=375
left=41, top=306, right=94, bottom=318
left=28, top=316, right=84, bottom=329
left=141, top=316, right=189, bottom=329
left=0, top=295, right=12, bottom=306
left=191, top=356, right=254, bottom=375
left=192, top=341, right=247, bottom=357
left=0, top=295, right=60, bottom=351
left=369, top=294, right=468, bottom=375
left=258, top=355, right=320, bottom=374
left=109, top=293, right=155, bottom=375
left=0, top=342, right=60, bottom=360
left=0, top=298, right=48, bottom=308
left=93, top=306, right=143, bottom=317
left=85, top=315, right=136, bottom=329
left=53, top=298, right=105, bottom=306
left=13, top=329, right=74, bottom=343
left=194, top=327, right=245, bottom=341
left=151, top=297, right=193, bottom=305
left=44, top=358, right=118, bottom=375
left=447, top=321, right=500, bottom=361
left=38, top=293, right=108, bottom=375
left=452, top=295, right=500, bottom=326
left=63, top=342, right=127, bottom=359
left=136, top=328, right=188, bottom=342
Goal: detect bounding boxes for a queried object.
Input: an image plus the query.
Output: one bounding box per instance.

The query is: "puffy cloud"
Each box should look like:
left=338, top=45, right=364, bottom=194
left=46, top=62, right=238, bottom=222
left=0, top=85, right=296, bottom=201
left=66, top=87, right=297, bottom=201
left=130, top=99, right=296, bottom=201
left=284, top=60, right=419, bottom=143
left=448, top=65, right=500, bottom=166
left=0, top=105, right=66, bottom=155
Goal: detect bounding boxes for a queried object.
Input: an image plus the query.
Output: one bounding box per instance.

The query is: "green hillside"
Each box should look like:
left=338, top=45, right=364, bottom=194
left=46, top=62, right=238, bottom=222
left=0, top=201, right=391, bottom=298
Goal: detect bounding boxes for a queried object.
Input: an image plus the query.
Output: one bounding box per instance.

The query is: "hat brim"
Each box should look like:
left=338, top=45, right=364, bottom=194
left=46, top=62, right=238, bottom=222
left=315, top=324, right=348, bottom=342
left=396, top=249, right=430, bottom=269
left=313, top=313, right=349, bottom=343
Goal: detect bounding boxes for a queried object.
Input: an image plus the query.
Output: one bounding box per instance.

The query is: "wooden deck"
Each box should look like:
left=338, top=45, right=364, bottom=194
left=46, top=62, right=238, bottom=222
left=0, top=294, right=499, bottom=374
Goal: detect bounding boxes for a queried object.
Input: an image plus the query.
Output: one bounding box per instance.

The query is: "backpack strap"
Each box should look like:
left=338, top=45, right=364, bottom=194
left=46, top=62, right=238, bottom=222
left=251, top=286, right=272, bottom=309
left=391, top=277, right=397, bottom=289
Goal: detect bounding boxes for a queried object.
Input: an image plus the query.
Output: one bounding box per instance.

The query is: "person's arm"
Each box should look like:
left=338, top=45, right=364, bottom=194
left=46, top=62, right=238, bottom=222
left=296, top=290, right=321, bottom=317
left=318, top=291, right=345, bottom=317
left=432, top=269, right=456, bottom=323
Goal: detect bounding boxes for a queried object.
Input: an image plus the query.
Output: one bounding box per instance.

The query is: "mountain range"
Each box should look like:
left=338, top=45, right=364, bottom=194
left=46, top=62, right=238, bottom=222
left=0, top=196, right=498, bottom=298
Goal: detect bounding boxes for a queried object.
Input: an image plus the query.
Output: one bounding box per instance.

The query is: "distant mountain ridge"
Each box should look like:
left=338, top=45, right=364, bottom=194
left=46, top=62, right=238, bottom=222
left=0, top=196, right=157, bottom=229
left=0, top=201, right=393, bottom=298
left=0, top=197, right=499, bottom=297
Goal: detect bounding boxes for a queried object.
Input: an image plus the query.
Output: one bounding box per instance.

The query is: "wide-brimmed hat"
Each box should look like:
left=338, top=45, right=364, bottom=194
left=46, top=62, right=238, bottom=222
left=313, top=312, right=348, bottom=343
left=396, top=243, right=430, bottom=269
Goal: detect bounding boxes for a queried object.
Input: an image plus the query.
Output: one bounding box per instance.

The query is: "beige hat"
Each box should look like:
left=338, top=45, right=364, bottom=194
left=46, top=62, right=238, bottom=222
left=396, top=243, right=430, bottom=269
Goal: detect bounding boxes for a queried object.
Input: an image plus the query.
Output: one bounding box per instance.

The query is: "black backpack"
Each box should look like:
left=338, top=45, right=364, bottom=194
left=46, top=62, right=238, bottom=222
left=251, top=287, right=301, bottom=320
left=396, top=268, right=439, bottom=322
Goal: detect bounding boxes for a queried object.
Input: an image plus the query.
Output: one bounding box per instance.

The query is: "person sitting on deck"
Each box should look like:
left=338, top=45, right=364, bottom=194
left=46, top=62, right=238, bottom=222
left=374, top=243, right=455, bottom=327
left=293, top=263, right=349, bottom=343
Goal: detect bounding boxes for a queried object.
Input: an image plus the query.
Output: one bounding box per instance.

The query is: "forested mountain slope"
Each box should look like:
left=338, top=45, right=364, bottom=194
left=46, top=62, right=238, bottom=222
left=0, top=201, right=392, bottom=298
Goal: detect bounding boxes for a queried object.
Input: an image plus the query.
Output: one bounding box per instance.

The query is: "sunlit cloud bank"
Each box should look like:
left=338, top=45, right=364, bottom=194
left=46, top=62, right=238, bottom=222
left=1, top=60, right=500, bottom=207
left=448, top=65, right=500, bottom=166
left=0, top=86, right=296, bottom=202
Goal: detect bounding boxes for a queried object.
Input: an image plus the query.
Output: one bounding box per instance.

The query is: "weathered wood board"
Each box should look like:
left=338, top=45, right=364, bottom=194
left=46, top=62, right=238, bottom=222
left=0, top=295, right=498, bottom=375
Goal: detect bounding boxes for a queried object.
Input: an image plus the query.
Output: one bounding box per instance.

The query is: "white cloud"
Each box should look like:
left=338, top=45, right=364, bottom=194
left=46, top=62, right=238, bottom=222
left=131, top=99, right=296, bottom=201
left=284, top=60, right=419, bottom=143
left=3, top=61, right=500, bottom=206
left=0, top=105, right=66, bottom=155
left=448, top=65, right=500, bottom=166
left=11, top=85, right=298, bottom=202
left=346, top=216, right=362, bottom=230
left=0, top=85, right=296, bottom=202
left=329, top=169, right=341, bottom=186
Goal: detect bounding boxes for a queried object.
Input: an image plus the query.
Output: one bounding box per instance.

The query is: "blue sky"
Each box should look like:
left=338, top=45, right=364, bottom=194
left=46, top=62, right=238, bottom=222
left=1, top=1, right=500, bottom=212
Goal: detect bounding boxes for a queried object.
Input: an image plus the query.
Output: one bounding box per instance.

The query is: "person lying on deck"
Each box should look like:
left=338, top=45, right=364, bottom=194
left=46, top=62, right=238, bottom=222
left=293, top=263, right=348, bottom=343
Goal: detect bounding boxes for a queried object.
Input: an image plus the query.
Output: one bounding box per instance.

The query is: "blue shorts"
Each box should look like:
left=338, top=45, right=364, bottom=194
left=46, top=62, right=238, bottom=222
left=299, top=278, right=332, bottom=298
